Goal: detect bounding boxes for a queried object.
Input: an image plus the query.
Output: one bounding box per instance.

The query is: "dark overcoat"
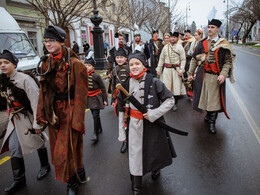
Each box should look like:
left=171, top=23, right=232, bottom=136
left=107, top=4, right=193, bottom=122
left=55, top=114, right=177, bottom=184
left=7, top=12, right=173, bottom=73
left=86, top=71, right=108, bottom=109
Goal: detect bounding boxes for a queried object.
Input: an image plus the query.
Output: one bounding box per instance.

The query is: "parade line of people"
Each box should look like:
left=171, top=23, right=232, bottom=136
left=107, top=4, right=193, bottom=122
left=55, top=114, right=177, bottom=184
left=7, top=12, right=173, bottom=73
left=0, top=18, right=235, bottom=195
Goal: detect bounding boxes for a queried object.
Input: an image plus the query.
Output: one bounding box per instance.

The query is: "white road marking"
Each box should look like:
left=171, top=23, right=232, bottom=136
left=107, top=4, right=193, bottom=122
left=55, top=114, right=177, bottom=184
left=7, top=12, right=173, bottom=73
left=228, top=82, right=260, bottom=144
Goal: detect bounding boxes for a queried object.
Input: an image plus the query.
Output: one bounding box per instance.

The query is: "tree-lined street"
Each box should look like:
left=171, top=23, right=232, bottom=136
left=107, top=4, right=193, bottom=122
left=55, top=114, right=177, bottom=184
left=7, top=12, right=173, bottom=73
left=0, top=45, right=260, bottom=195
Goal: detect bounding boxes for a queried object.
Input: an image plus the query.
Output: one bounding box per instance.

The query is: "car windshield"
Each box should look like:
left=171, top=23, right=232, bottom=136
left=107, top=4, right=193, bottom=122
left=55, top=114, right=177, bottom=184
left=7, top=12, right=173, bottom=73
left=0, top=33, right=37, bottom=58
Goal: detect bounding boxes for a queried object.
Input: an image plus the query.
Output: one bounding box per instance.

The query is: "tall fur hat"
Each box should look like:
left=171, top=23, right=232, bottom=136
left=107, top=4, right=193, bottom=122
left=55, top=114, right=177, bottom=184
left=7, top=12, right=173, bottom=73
left=44, top=25, right=66, bottom=42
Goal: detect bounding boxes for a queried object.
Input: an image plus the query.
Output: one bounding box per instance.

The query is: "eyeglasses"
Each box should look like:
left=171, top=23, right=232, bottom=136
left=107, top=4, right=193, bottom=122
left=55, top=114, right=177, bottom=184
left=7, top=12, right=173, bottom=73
left=42, top=39, right=56, bottom=44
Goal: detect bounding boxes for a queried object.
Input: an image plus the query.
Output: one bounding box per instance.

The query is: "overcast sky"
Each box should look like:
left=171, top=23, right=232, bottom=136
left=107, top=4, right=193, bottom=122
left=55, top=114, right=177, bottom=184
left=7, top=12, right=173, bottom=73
left=171, top=0, right=243, bottom=28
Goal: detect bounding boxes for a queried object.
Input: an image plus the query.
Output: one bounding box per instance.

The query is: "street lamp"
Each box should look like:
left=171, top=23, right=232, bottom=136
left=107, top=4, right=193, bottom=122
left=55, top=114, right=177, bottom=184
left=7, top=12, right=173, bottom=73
left=223, top=0, right=229, bottom=40
left=186, top=2, right=190, bottom=30
left=90, top=1, right=107, bottom=70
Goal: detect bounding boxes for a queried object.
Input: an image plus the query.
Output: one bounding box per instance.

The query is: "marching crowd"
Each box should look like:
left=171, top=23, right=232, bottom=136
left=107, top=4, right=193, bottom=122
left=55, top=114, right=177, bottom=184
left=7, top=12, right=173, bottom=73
left=0, top=18, right=235, bottom=195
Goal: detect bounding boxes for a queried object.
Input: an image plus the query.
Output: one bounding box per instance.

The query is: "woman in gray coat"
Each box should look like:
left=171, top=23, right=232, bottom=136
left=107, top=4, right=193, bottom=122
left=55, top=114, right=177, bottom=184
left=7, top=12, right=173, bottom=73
left=0, top=50, right=50, bottom=193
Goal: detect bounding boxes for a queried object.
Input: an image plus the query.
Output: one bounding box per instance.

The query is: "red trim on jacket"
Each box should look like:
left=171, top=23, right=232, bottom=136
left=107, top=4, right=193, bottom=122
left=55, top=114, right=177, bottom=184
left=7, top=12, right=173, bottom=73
left=88, top=88, right=101, bottom=97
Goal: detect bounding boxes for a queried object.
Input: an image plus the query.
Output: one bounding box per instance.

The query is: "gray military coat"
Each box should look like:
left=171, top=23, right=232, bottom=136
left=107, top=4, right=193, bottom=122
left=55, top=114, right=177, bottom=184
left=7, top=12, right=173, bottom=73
left=0, top=71, right=46, bottom=155
left=118, top=73, right=176, bottom=176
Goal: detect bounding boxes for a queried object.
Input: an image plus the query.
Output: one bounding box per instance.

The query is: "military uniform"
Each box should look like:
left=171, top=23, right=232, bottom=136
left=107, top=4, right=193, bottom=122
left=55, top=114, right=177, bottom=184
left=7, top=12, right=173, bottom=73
left=36, top=26, right=88, bottom=194
left=188, top=36, right=235, bottom=133
left=117, top=51, right=176, bottom=194
left=157, top=42, right=187, bottom=97
left=149, top=37, right=163, bottom=76
left=0, top=50, right=50, bottom=193
left=182, top=35, right=195, bottom=78
left=86, top=57, right=108, bottom=143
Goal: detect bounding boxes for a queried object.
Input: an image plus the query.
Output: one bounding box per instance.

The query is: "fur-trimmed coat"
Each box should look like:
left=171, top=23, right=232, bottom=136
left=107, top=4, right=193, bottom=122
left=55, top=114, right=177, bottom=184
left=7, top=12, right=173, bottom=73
left=188, top=37, right=235, bottom=114
left=0, top=71, right=45, bottom=155
left=36, top=47, right=88, bottom=182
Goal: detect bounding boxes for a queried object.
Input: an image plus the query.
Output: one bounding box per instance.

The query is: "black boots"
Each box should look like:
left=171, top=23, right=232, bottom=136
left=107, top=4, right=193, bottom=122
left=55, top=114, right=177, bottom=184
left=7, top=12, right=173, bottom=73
left=151, top=170, right=160, bottom=180
left=120, top=141, right=127, bottom=153
left=97, top=117, right=102, bottom=134
left=67, top=175, right=78, bottom=195
left=207, top=111, right=218, bottom=134
left=4, top=157, right=26, bottom=193
left=67, top=168, right=86, bottom=195
left=131, top=175, right=142, bottom=195
left=37, top=147, right=50, bottom=180
left=204, top=112, right=210, bottom=123
left=91, top=117, right=102, bottom=144
left=77, top=167, right=86, bottom=183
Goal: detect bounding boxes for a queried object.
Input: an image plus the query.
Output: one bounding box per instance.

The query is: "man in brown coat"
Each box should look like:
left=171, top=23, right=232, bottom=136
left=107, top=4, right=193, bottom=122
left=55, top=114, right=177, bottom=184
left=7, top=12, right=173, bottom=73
left=36, top=26, right=88, bottom=195
left=188, top=19, right=235, bottom=134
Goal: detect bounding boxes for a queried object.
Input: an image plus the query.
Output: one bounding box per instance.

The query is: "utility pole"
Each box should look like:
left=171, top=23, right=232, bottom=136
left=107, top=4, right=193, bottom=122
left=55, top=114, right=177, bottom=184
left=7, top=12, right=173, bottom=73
left=223, top=0, right=229, bottom=40
left=186, top=2, right=190, bottom=30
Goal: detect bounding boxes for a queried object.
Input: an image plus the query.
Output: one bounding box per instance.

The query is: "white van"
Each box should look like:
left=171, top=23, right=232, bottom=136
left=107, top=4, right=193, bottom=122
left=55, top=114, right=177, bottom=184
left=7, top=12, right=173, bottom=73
left=0, top=7, right=40, bottom=73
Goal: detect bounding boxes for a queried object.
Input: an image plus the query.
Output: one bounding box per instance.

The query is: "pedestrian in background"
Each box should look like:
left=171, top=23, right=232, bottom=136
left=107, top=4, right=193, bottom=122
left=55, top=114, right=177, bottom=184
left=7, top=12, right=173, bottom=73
left=130, top=27, right=150, bottom=60
left=0, top=50, right=50, bottom=193
left=186, top=29, right=203, bottom=101
left=188, top=19, right=235, bottom=134
left=107, top=33, right=131, bottom=78
left=111, top=47, right=130, bottom=154
left=104, top=40, right=109, bottom=57
left=85, top=55, right=107, bottom=144
left=37, top=26, right=88, bottom=194
left=72, top=41, right=79, bottom=54
left=156, top=32, right=186, bottom=111
left=149, top=30, right=163, bottom=76
left=182, top=29, right=195, bottom=79
left=162, top=32, right=171, bottom=46
left=83, top=41, right=90, bottom=53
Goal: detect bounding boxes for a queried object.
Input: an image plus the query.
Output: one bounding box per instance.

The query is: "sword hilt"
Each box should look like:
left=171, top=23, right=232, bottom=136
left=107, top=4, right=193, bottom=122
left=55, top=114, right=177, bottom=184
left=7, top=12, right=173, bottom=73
left=116, top=83, right=130, bottom=97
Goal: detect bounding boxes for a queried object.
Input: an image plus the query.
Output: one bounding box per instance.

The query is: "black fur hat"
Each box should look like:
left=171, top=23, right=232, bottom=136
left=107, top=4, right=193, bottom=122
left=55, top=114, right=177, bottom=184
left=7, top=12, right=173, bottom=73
left=170, top=32, right=179, bottom=37
left=44, top=25, right=66, bottom=42
left=115, top=47, right=128, bottom=57
left=128, top=50, right=147, bottom=67
left=0, top=50, right=19, bottom=66
left=84, top=57, right=95, bottom=66
left=208, top=19, right=222, bottom=27
left=153, top=30, right=159, bottom=34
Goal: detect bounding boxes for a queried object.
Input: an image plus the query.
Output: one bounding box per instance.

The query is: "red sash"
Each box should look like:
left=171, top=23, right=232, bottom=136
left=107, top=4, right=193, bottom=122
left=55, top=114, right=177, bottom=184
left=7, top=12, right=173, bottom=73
left=130, top=109, right=143, bottom=120
left=88, top=89, right=101, bottom=97
left=113, top=89, right=120, bottom=117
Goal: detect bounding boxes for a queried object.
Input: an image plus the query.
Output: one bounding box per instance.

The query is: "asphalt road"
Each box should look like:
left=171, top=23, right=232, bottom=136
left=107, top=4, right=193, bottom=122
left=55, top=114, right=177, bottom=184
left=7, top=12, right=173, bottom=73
left=0, top=45, right=260, bottom=195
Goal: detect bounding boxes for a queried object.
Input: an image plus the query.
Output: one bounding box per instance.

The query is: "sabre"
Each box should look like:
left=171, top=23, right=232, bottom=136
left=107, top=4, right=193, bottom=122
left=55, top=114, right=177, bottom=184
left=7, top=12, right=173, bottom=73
left=116, top=83, right=188, bottom=136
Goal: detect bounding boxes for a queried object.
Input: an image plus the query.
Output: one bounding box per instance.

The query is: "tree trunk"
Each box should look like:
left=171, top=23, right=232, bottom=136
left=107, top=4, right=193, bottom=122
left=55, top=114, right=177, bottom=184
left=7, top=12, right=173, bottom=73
left=243, top=20, right=256, bottom=43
